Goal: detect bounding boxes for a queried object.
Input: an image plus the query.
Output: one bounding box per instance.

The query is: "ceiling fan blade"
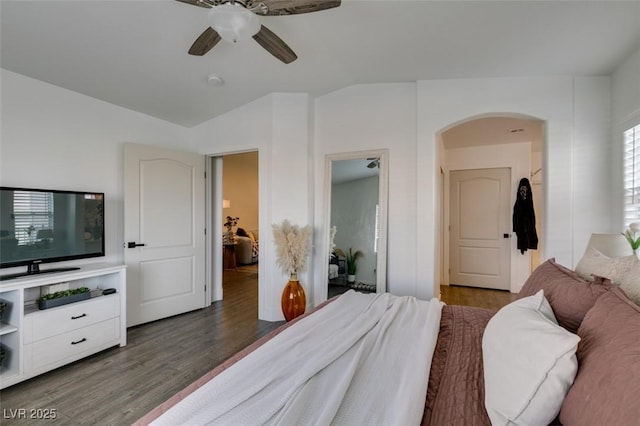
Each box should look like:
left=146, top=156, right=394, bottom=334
left=189, top=27, right=222, bottom=56
left=252, top=25, right=297, bottom=64
left=260, top=0, right=341, bottom=16
left=175, top=0, right=212, bottom=9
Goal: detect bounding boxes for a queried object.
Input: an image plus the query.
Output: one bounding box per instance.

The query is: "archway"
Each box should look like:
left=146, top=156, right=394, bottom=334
left=435, top=114, right=545, bottom=294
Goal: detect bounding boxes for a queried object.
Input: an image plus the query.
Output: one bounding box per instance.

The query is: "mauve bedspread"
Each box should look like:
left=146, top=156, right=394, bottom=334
left=422, top=305, right=495, bottom=426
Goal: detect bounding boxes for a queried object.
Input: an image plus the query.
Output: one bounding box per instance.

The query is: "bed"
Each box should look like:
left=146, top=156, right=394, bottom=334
left=136, top=258, right=640, bottom=426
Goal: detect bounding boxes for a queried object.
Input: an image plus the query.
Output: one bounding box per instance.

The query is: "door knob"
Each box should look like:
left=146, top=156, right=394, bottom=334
left=127, top=242, right=146, bottom=248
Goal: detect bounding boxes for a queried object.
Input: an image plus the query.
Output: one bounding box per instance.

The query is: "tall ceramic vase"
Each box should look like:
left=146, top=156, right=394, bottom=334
left=281, top=273, right=306, bottom=322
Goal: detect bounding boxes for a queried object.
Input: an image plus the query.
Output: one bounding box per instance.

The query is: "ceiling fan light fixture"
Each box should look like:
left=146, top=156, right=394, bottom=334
left=208, top=3, right=261, bottom=43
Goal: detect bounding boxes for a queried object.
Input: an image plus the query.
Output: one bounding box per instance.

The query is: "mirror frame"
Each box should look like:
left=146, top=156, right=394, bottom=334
left=323, top=149, right=389, bottom=295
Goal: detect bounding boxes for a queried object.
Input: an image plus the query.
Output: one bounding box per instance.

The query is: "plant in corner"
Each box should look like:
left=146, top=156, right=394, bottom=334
left=332, top=247, right=362, bottom=283
left=344, top=248, right=364, bottom=283
left=272, top=219, right=311, bottom=321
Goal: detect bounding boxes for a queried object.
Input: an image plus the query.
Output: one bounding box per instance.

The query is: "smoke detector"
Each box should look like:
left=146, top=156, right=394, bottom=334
left=207, top=73, right=224, bottom=87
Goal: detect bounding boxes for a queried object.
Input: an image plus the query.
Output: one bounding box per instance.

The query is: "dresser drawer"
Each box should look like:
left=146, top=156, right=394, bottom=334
left=23, top=317, right=120, bottom=373
left=23, top=295, right=120, bottom=344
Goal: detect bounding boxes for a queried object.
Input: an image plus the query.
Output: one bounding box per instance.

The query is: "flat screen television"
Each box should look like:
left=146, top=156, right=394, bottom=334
left=0, top=187, right=105, bottom=280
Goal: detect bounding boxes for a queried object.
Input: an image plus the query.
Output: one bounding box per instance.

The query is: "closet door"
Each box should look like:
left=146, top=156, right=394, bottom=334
left=449, top=168, right=511, bottom=290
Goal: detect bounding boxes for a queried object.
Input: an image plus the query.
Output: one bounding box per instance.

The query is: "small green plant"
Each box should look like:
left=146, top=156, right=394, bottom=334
left=623, top=223, right=640, bottom=251
left=39, top=287, right=90, bottom=301
left=344, top=248, right=364, bottom=275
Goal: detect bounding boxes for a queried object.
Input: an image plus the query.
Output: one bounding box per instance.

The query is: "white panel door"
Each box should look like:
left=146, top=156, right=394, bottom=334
left=449, top=168, right=511, bottom=290
left=124, top=143, right=205, bottom=326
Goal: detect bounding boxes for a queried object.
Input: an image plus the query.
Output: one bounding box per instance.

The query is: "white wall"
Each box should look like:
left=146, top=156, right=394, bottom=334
left=191, top=93, right=313, bottom=321
left=313, top=83, right=418, bottom=302
left=313, top=77, right=612, bottom=302
left=572, top=77, right=612, bottom=240
left=0, top=70, right=190, bottom=275
left=530, top=151, right=544, bottom=271
left=417, top=76, right=613, bottom=299
left=612, top=46, right=640, bottom=129
left=443, top=142, right=531, bottom=293
left=2, top=66, right=623, bottom=316
left=611, top=45, right=640, bottom=230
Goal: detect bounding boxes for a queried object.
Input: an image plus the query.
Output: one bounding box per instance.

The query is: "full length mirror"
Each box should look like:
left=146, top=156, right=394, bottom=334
left=325, top=150, right=388, bottom=297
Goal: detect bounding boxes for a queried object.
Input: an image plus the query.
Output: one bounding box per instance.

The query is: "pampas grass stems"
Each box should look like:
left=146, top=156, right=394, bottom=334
left=272, top=220, right=312, bottom=278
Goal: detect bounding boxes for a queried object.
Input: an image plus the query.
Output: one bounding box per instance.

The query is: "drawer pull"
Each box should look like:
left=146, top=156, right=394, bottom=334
left=71, top=338, right=87, bottom=345
left=71, top=313, right=87, bottom=320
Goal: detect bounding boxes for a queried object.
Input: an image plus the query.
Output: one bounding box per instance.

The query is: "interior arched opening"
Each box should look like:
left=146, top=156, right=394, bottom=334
left=435, top=114, right=545, bottom=295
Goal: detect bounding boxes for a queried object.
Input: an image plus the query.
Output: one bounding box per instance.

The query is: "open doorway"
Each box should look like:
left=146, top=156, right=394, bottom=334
left=208, top=151, right=259, bottom=315
left=439, top=115, right=545, bottom=294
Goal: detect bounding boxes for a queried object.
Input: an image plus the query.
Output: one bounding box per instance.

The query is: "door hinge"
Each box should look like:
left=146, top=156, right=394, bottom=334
left=204, top=171, right=207, bottom=179
left=204, top=228, right=207, bottom=235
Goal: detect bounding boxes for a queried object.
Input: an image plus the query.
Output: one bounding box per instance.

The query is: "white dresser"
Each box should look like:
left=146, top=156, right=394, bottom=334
left=0, top=263, right=126, bottom=389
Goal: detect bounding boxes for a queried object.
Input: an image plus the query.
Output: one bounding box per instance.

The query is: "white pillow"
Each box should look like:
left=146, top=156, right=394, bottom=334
left=574, top=247, right=636, bottom=284
left=482, top=290, right=580, bottom=426
left=620, top=261, right=640, bottom=306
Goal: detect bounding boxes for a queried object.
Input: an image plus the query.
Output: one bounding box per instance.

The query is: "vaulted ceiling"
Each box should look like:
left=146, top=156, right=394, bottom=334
left=1, top=0, right=639, bottom=127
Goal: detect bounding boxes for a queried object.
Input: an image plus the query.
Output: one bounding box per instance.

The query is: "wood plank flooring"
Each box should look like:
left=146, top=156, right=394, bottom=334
left=0, top=264, right=280, bottom=425
left=0, top=266, right=514, bottom=425
left=440, top=284, right=516, bottom=310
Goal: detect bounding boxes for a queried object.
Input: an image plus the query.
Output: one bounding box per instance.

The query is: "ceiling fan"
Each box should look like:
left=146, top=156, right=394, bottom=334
left=366, top=158, right=380, bottom=169
left=176, top=0, right=341, bottom=64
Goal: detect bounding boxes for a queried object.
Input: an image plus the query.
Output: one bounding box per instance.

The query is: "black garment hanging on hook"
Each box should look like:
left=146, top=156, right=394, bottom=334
left=513, top=177, right=538, bottom=254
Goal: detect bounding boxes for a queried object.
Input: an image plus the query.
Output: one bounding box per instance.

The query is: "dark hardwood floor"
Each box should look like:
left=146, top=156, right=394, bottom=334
left=440, top=284, right=516, bottom=310
left=0, top=263, right=280, bottom=425
left=0, top=266, right=514, bottom=425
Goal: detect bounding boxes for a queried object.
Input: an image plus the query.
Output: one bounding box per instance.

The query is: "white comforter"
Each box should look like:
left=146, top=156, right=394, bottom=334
left=152, top=290, right=443, bottom=426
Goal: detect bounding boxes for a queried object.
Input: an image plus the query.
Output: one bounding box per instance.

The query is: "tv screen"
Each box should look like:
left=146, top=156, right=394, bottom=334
left=0, top=187, right=105, bottom=278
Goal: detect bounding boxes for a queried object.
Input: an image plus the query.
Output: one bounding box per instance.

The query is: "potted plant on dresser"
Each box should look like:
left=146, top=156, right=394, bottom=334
left=38, top=287, right=91, bottom=310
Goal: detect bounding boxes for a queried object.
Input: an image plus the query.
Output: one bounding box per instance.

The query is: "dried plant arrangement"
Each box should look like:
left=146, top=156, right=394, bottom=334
left=272, top=219, right=312, bottom=279
left=329, top=226, right=337, bottom=259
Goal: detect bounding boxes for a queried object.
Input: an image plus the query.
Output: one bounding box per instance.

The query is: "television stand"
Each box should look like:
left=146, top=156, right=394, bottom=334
left=0, top=263, right=127, bottom=389
left=0, top=266, right=80, bottom=281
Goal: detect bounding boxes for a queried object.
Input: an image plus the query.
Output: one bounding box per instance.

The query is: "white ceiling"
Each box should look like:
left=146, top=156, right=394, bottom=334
left=1, top=0, right=639, bottom=128
left=441, top=116, right=544, bottom=152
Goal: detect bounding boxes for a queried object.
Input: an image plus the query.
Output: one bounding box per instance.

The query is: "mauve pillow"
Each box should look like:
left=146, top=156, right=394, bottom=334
left=517, top=259, right=611, bottom=333
left=559, top=287, right=640, bottom=425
